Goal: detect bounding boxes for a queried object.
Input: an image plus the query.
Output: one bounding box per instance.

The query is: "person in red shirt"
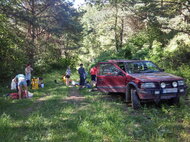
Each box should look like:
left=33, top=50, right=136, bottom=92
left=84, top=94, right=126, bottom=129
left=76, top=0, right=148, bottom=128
left=90, top=66, right=97, bottom=87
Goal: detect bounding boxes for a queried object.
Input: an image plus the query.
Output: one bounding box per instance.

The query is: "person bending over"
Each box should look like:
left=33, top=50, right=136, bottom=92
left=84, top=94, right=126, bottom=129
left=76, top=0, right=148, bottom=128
left=14, top=74, right=28, bottom=99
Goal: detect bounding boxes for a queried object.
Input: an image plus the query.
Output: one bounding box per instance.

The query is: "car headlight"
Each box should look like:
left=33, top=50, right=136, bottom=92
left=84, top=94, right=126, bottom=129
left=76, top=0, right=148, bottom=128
left=160, top=82, right=166, bottom=88
left=141, top=83, right=156, bottom=88
left=178, top=80, right=184, bottom=86
left=172, top=81, right=178, bottom=87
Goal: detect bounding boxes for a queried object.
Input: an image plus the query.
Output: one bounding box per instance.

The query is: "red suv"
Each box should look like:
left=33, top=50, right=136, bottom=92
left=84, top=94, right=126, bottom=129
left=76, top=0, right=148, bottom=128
left=96, top=60, right=187, bottom=109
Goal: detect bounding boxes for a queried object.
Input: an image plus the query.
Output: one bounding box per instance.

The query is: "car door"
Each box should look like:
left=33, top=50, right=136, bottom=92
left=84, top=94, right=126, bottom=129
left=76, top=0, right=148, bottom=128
left=97, top=62, right=126, bottom=93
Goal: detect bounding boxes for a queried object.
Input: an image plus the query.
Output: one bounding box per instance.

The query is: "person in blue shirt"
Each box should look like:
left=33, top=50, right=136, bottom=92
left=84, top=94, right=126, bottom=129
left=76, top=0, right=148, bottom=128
left=14, top=74, right=28, bottom=99
left=78, top=64, right=86, bottom=89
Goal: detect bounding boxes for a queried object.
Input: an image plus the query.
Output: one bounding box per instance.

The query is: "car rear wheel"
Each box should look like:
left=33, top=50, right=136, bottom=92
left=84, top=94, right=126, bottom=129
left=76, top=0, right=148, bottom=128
left=131, top=89, right=141, bottom=109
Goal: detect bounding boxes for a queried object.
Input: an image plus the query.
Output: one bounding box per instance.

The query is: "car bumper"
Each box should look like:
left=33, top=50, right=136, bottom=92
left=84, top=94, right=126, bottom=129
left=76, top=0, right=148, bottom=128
left=137, top=86, right=187, bottom=101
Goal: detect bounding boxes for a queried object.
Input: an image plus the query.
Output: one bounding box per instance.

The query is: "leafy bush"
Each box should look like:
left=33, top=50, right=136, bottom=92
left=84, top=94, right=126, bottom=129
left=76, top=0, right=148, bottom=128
left=163, top=42, right=190, bottom=69
left=0, top=15, right=27, bottom=84
left=50, top=57, right=78, bottom=69
left=34, top=57, right=78, bottom=75
left=121, top=29, right=156, bottom=60
left=166, top=65, right=190, bottom=87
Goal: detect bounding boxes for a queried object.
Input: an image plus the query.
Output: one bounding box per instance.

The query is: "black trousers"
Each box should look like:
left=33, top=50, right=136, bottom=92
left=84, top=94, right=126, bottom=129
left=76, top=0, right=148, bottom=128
left=27, top=80, right=31, bottom=86
left=80, top=77, right=85, bottom=86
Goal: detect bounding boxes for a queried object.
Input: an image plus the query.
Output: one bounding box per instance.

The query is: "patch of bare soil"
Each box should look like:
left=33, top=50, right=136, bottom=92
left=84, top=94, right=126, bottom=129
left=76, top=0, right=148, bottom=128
left=64, top=87, right=85, bottom=102
left=21, top=88, right=86, bottom=116
left=96, top=92, right=125, bottom=102
left=35, top=93, right=51, bottom=102
left=19, top=93, right=51, bottom=116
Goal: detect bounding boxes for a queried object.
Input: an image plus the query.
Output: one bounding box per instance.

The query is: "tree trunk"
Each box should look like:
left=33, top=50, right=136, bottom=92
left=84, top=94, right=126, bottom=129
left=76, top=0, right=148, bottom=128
left=30, top=0, right=35, bottom=65
left=161, top=0, right=163, bottom=7
left=119, top=18, right=124, bottom=49
left=114, top=2, right=119, bottom=52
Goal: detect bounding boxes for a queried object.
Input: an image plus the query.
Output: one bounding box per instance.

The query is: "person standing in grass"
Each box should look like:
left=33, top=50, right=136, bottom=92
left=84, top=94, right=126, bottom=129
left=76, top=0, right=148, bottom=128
left=25, top=64, right=33, bottom=86
left=65, top=66, right=71, bottom=86
left=14, top=74, right=28, bottom=99
left=78, top=64, right=86, bottom=89
left=90, top=66, right=97, bottom=87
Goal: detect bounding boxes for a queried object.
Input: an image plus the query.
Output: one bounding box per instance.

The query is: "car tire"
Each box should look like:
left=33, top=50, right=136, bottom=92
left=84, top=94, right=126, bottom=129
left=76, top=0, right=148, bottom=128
left=170, top=96, right=180, bottom=106
left=131, top=89, right=141, bottom=109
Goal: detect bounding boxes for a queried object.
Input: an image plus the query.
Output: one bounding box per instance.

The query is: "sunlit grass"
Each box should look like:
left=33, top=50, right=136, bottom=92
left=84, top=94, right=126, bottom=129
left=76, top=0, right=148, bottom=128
left=0, top=70, right=190, bottom=141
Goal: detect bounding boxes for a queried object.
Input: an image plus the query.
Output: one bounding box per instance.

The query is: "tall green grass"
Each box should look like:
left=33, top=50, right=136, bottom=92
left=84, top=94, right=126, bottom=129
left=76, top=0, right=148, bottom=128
left=0, top=70, right=190, bottom=142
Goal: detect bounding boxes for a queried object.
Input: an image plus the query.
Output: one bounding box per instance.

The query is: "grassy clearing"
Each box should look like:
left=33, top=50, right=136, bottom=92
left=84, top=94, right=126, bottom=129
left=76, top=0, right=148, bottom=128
left=0, top=71, right=190, bottom=142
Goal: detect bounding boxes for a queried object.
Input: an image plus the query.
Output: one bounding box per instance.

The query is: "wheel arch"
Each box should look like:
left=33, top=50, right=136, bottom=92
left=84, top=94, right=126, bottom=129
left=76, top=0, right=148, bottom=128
left=126, top=82, right=139, bottom=102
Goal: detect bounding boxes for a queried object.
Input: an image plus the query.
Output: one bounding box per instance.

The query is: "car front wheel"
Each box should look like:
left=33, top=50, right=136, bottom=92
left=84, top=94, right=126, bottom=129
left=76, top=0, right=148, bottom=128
left=131, top=89, right=141, bottom=109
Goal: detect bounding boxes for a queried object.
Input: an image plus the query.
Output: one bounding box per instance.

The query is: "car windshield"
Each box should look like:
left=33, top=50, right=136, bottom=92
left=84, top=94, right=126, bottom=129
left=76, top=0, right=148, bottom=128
left=126, top=61, right=161, bottom=74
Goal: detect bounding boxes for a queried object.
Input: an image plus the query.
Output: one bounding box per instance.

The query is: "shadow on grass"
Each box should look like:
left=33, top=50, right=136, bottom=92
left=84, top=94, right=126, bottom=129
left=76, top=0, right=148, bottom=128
left=90, top=90, right=190, bottom=110
left=0, top=84, right=190, bottom=141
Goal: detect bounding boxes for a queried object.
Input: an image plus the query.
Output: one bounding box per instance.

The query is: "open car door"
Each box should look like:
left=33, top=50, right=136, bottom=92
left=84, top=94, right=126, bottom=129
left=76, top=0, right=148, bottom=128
left=96, top=62, right=126, bottom=93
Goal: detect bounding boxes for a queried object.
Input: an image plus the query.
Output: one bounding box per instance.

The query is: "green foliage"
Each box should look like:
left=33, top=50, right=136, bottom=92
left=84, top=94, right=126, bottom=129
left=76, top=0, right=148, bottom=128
left=164, top=43, right=190, bottom=68
left=0, top=0, right=83, bottom=83
left=95, top=50, right=121, bottom=62
left=166, top=65, right=190, bottom=87
left=50, top=57, right=78, bottom=70
left=120, top=30, right=150, bottom=60
left=0, top=14, right=27, bottom=83
left=82, top=0, right=190, bottom=68
left=34, top=56, right=78, bottom=75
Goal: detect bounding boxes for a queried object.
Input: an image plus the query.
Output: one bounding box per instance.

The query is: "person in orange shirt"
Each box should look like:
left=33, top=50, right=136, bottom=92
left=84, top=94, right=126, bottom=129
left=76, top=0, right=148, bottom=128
left=90, top=66, right=97, bottom=87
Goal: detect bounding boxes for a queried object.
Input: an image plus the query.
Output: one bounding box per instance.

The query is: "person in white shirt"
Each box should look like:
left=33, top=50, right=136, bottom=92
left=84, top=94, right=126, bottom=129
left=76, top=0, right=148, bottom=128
left=14, top=74, right=28, bottom=99
left=65, top=66, right=71, bottom=86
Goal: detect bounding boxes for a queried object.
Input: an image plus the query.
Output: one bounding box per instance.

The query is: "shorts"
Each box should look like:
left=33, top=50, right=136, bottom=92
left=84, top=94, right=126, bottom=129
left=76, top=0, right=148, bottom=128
left=91, top=75, right=96, bottom=81
left=18, top=80, right=27, bottom=86
left=25, top=73, right=31, bottom=80
left=66, top=75, right=70, bottom=78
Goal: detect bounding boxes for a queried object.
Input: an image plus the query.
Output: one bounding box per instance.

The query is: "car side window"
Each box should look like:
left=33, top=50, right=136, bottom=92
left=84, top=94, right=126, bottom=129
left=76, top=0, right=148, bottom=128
left=117, top=62, right=126, bottom=72
left=126, top=61, right=160, bottom=73
left=126, top=63, right=139, bottom=73
left=99, top=64, right=120, bottom=76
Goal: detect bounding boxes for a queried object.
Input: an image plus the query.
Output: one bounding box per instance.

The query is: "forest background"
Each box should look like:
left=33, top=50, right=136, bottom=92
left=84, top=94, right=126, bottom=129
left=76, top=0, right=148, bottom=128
left=1, top=0, right=190, bottom=86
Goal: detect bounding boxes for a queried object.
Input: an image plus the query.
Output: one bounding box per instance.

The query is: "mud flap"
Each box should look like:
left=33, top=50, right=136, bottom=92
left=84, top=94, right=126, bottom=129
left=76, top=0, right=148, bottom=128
left=125, top=91, right=130, bottom=103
